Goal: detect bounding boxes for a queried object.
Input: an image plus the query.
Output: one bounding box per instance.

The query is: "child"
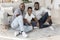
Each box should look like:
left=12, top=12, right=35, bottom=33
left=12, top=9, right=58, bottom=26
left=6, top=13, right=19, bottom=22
left=24, top=7, right=39, bottom=29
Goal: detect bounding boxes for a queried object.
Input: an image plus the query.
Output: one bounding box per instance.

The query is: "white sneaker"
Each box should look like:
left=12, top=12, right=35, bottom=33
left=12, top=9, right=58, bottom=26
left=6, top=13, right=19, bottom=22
left=34, top=27, right=38, bottom=29
left=14, top=31, right=20, bottom=36
left=49, top=26, right=54, bottom=31
left=44, top=22, right=49, bottom=25
left=22, top=32, right=28, bottom=38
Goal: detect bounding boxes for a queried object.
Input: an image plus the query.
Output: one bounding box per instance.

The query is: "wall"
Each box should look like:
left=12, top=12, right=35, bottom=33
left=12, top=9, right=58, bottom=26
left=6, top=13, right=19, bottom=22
left=0, top=0, right=60, bottom=24
left=31, top=0, right=45, bottom=7
left=51, top=0, right=60, bottom=24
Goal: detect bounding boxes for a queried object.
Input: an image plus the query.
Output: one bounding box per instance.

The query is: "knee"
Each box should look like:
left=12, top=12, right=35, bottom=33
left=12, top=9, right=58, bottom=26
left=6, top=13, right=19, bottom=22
left=11, top=24, right=14, bottom=29
left=44, top=12, right=48, bottom=16
left=31, top=21, right=37, bottom=27
left=11, top=23, right=17, bottom=29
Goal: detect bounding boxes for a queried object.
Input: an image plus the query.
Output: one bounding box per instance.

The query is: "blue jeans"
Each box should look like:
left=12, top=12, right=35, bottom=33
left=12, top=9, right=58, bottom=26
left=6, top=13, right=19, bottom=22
left=39, top=12, right=52, bottom=28
left=24, top=21, right=37, bottom=27
left=31, top=21, right=37, bottom=27
left=11, top=15, right=33, bottom=33
left=24, top=21, right=37, bottom=29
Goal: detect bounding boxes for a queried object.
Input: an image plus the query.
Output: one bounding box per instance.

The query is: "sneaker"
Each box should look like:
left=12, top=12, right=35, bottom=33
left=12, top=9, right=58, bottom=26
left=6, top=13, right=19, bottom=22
left=34, top=26, right=38, bottom=29
left=44, top=22, right=49, bottom=25
left=14, top=31, right=20, bottom=36
left=49, top=26, right=54, bottom=31
left=22, top=32, right=28, bottom=38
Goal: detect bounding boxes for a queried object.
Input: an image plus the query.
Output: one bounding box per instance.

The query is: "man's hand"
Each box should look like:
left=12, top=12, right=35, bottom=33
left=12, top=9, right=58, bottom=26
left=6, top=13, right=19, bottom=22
left=23, top=19, right=32, bottom=26
left=16, top=14, right=20, bottom=17
left=46, top=16, right=51, bottom=22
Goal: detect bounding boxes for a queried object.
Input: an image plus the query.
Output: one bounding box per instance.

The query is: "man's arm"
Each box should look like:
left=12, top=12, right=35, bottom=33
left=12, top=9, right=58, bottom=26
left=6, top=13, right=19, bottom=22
left=16, top=14, right=20, bottom=17
left=14, top=9, right=20, bottom=17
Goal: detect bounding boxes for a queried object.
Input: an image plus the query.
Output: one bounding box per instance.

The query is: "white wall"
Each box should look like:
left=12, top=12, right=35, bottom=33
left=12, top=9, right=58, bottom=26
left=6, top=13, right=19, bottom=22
left=53, top=0, right=60, bottom=9
left=29, top=0, right=45, bottom=7
left=45, top=0, right=51, bottom=7
left=0, top=0, right=60, bottom=24
left=51, top=0, right=60, bottom=24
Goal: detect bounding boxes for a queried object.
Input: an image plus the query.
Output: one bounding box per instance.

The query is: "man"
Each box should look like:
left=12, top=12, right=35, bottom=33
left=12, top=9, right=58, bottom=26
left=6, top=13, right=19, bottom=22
left=14, top=3, right=25, bottom=18
left=33, top=2, right=54, bottom=30
left=11, top=3, right=28, bottom=38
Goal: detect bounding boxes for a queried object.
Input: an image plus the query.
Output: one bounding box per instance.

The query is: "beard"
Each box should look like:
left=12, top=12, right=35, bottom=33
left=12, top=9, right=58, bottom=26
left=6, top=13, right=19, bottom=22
left=35, top=8, right=39, bottom=10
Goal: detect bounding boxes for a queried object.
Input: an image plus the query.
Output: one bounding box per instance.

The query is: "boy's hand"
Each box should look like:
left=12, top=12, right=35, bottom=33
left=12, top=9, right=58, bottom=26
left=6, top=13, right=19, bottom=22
left=23, top=19, right=32, bottom=26
left=28, top=23, right=32, bottom=26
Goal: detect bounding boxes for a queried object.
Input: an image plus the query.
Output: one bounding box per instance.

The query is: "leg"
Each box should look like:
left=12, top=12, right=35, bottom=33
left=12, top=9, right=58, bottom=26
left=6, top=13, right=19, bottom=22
left=31, top=21, right=37, bottom=29
left=11, top=17, right=19, bottom=30
left=11, top=15, right=28, bottom=37
left=31, top=21, right=37, bottom=27
left=24, top=22, right=33, bottom=32
left=24, top=26, right=33, bottom=33
left=48, top=18, right=52, bottom=25
left=39, top=12, right=50, bottom=28
left=11, top=17, right=21, bottom=36
left=11, top=15, right=24, bottom=31
left=17, top=15, right=24, bottom=32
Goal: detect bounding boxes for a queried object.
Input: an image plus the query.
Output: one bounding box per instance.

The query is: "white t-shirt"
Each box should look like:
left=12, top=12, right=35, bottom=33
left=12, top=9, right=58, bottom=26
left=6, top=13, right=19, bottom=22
left=25, top=13, right=35, bottom=23
left=33, top=7, right=51, bottom=20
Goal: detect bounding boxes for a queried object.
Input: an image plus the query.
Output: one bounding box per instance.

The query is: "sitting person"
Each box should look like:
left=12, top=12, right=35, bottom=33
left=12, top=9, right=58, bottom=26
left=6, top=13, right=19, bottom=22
left=11, top=3, right=33, bottom=38
left=24, top=7, right=39, bottom=29
left=33, top=2, right=54, bottom=30
left=11, top=15, right=28, bottom=38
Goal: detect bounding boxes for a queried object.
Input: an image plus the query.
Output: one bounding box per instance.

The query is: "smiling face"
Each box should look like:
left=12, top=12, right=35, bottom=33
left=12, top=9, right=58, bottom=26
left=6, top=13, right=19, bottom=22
left=27, top=7, right=32, bottom=16
left=34, top=2, right=40, bottom=10
left=19, top=3, right=25, bottom=11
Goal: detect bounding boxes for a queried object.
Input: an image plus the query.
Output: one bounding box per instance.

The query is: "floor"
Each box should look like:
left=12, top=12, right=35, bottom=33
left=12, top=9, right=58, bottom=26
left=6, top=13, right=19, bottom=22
left=0, top=24, right=60, bottom=40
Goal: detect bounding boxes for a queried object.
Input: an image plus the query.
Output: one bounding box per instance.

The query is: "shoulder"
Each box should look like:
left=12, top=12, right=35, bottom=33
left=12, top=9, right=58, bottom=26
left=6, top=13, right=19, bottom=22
left=31, top=13, right=35, bottom=16
left=15, top=8, right=20, bottom=11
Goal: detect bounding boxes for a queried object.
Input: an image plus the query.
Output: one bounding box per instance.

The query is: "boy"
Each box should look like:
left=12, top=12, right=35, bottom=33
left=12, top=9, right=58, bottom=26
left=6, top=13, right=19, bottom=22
left=24, top=7, right=39, bottom=29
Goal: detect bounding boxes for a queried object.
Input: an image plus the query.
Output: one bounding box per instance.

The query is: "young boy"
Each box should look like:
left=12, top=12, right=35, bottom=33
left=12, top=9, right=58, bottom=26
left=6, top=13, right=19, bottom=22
left=24, top=7, right=39, bottom=28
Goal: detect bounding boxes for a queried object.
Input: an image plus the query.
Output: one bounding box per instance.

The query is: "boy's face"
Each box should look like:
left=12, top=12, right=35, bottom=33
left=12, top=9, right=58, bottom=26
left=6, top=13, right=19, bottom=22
left=28, top=9, right=32, bottom=15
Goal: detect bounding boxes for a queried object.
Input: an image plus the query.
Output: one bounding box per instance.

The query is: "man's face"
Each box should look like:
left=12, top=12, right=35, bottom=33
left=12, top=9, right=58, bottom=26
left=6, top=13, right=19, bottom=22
left=28, top=9, right=32, bottom=15
left=19, top=4, right=25, bottom=11
left=34, top=4, right=39, bottom=10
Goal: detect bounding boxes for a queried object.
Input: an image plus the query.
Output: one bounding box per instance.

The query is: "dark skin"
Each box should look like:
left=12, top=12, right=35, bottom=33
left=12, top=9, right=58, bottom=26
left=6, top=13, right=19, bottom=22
left=24, top=9, right=39, bottom=26
left=16, top=3, right=25, bottom=17
left=34, top=3, right=52, bottom=26
left=15, top=3, right=27, bottom=24
left=46, top=16, right=51, bottom=22
left=32, top=17, right=39, bottom=27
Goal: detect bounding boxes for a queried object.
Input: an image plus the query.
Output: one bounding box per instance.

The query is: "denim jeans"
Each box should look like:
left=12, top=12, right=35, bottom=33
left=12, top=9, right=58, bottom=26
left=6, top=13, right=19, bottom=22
left=11, top=15, right=33, bottom=33
left=39, top=12, right=52, bottom=28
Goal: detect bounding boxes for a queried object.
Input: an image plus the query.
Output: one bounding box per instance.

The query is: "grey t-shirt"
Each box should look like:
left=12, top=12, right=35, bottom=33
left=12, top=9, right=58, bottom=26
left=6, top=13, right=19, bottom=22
left=14, top=8, right=26, bottom=18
